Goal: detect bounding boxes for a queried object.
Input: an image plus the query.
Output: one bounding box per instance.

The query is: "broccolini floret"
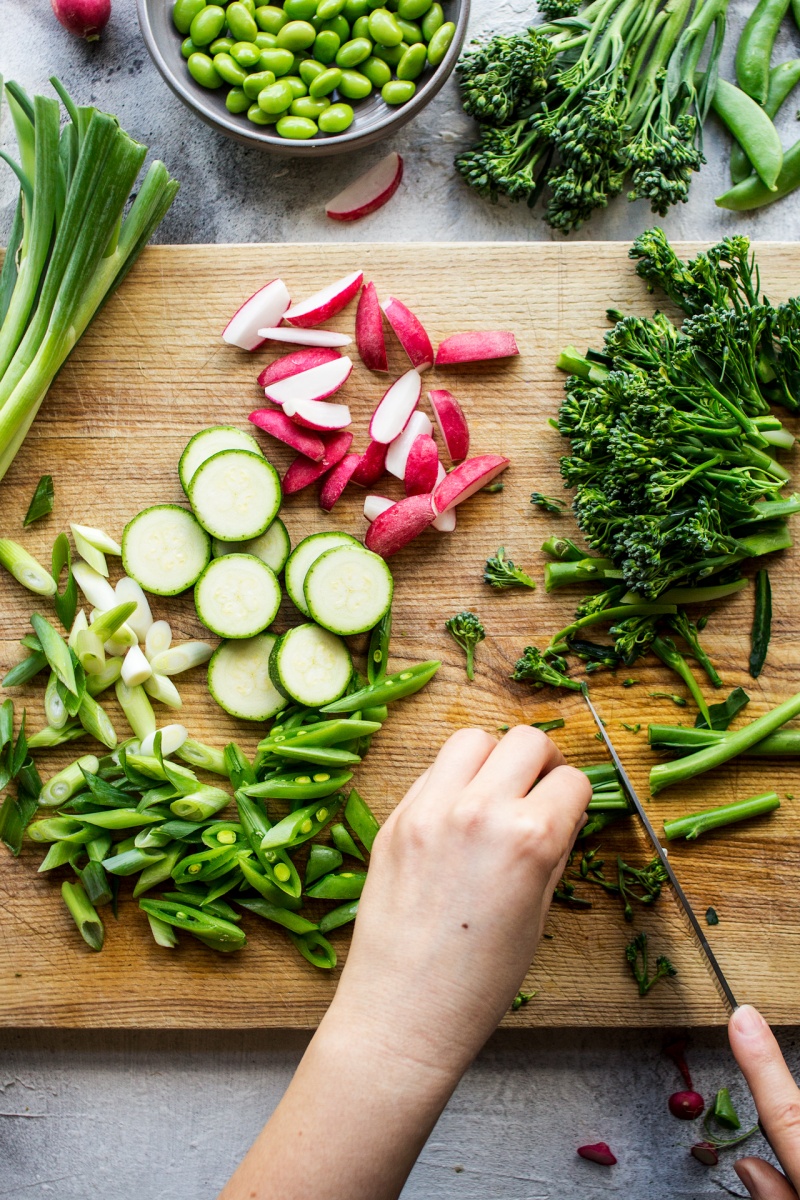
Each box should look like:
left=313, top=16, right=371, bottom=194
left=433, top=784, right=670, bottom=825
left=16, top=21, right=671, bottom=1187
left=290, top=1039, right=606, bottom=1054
left=512, top=645, right=581, bottom=691
left=456, top=31, right=553, bottom=126
left=530, top=492, right=566, bottom=513
left=445, top=611, right=485, bottom=681
left=484, top=547, right=536, bottom=590
left=625, top=931, right=677, bottom=996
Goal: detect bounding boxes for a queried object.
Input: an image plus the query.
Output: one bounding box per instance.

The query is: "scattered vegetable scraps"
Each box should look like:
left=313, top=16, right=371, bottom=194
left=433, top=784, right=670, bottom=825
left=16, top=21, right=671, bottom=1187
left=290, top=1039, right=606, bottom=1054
left=625, top=931, right=677, bottom=997
left=23, top=476, right=54, bottom=527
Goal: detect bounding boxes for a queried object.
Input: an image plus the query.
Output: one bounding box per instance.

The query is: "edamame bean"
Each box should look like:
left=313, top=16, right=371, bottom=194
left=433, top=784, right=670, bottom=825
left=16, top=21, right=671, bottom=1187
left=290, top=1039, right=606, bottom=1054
left=352, top=15, right=370, bottom=37
left=299, top=57, right=327, bottom=82
left=361, top=54, right=391, bottom=86
left=316, top=14, right=349, bottom=39
left=365, top=0, right=383, bottom=10
left=396, top=0, right=431, bottom=17
left=243, top=68, right=276, bottom=96
left=310, top=65, right=342, bottom=94
left=382, top=77, right=415, bottom=103
left=213, top=51, right=248, bottom=85
left=254, top=30, right=278, bottom=47
left=226, top=0, right=259, bottom=40
left=210, top=35, right=234, bottom=53
left=372, top=39, right=406, bottom=64
left=426, top=19, right=453, bottom=65
left=181, top=36, right=197, bottom=57
left=318, top=101, right=354, bottom=131
left=173, top=0, right=206, bottom=35
left=226, top=86, right=251, bottom=112
left=368, top=7, right=402, bottom=45
left=282, top=74, right=309, bottom=97
left=337, top=68, right=372, bottom=97
left=396, top=17, right=421, bottom=42
left=255, top=4, right=288, bottom=32
left=247, top=102, right=280, bottom=123
left=314, top=29, right=341, bottom=60
left=396, top=40, right=426, bottom=78
left=189, top=4, right=226, bottom=45
left=277, top=19, right=317, bottom=49
left=317, top=0, right=346, bottom=18
left=344, top=0, right=369, bottom=20
left=420, top=1, right=442, bottom=39
left=188, top=51, right=223, bottom=86
left=259, top=47, right=295, bottom=74
left=231, top=39, right=261, bottom=64
left=291, top=95, right=331, bottom=117
left=284, top=0, right=318, bottom=16
left=258, top=79, right=295, bottom=111
left=336, top=36, right=372, bottom=66
left=240, top=0, right=256, bottom=15
left=276, top=114, right=319, bottom=137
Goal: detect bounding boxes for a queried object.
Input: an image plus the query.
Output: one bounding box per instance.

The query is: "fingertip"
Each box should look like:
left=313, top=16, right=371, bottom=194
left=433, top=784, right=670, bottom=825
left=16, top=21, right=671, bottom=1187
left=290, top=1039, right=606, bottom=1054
left=730, top=1004, right=769, bottom=1040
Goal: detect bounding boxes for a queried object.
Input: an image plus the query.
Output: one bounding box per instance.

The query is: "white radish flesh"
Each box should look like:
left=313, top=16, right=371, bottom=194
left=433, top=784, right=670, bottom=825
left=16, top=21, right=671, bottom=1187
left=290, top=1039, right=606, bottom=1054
left=385, top=409, right=433, bottom=478
left=350, top=439, right=388, bottom=487
left=355, top=282, right=388, bottom=372
left=369, top=369, right=422, bottom=445
left=145, top=620, right=172, bottom=661
left=257, top=326, right=352, bottom=348
left=325, top=153, right=404, bottom=221
left=71, top=523, right=122, bottom=556
left=249, top=409, right=326, bottom=461
left=264, top=356, right=353, bottom=405
left=115, top=577, right=154, bottom=641
left=404, top=434, right=439, bottom=496
left=140, top=725, right=189, bottom=758
left=435, top=331, right=519, bottom=365
left=143, top=673, right=183, bottom=709
left=73, top=561, right=117, bottom=611
left=223, top=279, right=291, bottom=351
left=258, top=347, right=341, bottom=388
left=121, top=644, right=153, bottom=688
left=432, top=465, right=456, bottom=531
left=150, top=642, right=214, bottom=676
left=282, top=398, right=352, bottom=432
left=282, top=431, right=353, bottom=495
left=381, top=297, right=434, bottom=372
left=428, top=389, right=470, bottom=462
left=363, top=494, right=394, bottom=522
left=283, top=271, right=364, bottom=328
left=319, top=453, right=361, bottom=512
left=365, top=493, right=436, bottom=558
left=433, top=454, right=510, bottom=513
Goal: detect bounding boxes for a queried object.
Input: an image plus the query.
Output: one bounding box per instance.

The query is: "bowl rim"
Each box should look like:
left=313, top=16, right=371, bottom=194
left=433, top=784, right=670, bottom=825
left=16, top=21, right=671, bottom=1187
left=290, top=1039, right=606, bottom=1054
left=136, top=0, right=470, bottom=156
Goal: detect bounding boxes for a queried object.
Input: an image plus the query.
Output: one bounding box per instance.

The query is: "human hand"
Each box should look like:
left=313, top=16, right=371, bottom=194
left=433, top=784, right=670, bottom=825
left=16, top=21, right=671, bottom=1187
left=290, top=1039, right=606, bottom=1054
left=729, top=1005, right=800, bottom=1199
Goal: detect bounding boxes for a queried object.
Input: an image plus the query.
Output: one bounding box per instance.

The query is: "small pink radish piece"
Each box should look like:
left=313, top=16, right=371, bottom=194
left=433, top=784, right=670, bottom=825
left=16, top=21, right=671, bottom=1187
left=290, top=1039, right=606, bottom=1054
left=326, top=153, right=404, bottom=222
left=433, top=454, right=510, bottom=513
left=319, top=453, right=361, bottom=512
left=365, top=493, right=436, bottom=558
left=382, top=296, right=434, bottom=373
left=351, top=439, right=389, bottom=487
left=577, top=1144, right=617, bottom=1167
left=370, top=369, right=422, bottom=445
left=258, top=347, right=341, bottom=388
left=385, top=410, right=433, bottom=478
left=257, top=327, right=352, bottom=348
left=52, top=0, right=110, bottom=38
left=364, top=494, right=394, bottom=522
left=356, top=282, right=388, bottom=372
left=283, top=431, right=353, bottom=495
left=223, top=279, right=291, bottom=351
left=264, top=356, right=353, bottom=405
left=248, top=409, right=326, bottom=462
left=431, top=463, right=456, bottom=532
left=282, top=398, right=351, bottom=432
left=283, top=271, right=363, bottom=328
left=404, top=434, right=439, bottom=497
left=435, top=331, right=519, bottom=365
left=428, top=389, right=470, bottom=462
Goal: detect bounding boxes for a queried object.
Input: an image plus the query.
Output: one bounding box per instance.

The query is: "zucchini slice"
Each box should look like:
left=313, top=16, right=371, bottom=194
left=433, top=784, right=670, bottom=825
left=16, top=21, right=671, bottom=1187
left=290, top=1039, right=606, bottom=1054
left=179, top=426, right=263, bottom=495
left=122, top=505, right=211, bottom=597
left=269, top=623, right=352, bottom=707
left=208, top=634, right=284, bottom=721
left=195, top=554, right=281, bottom=638
left=284, top=531, right=360, bottom=617
left=212, top=517, right=291, bottom=575
left=304, top=545, right=393, bottom=635
left=189, top=449, right=281, bottom=541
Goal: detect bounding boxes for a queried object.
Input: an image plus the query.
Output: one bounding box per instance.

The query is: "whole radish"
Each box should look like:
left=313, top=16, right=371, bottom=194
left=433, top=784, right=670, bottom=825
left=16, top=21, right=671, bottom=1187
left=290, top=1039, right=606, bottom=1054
left=51, top=0, right=111, bottom=40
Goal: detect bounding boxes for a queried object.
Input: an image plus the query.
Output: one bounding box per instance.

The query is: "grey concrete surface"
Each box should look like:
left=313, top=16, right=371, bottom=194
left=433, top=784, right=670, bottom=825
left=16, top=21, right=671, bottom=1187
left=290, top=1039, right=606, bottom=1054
left=2, top=0, right=800, bottom=1197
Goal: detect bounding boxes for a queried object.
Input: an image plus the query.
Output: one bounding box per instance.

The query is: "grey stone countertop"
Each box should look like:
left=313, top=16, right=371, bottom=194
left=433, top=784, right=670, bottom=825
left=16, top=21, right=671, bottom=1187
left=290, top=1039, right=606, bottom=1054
left=2, top=0, right=800, bottom=1197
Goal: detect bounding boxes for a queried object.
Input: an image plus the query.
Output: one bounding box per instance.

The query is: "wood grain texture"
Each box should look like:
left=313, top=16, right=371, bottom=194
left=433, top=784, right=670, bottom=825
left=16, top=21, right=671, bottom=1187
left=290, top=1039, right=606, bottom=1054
left=0, top=241, right=798, bottom=1029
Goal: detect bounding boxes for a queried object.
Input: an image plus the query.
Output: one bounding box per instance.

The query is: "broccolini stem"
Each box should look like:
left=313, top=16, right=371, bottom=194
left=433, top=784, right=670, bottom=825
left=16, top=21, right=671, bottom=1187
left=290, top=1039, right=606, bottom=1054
left=663, top=792, right=780, bottom=841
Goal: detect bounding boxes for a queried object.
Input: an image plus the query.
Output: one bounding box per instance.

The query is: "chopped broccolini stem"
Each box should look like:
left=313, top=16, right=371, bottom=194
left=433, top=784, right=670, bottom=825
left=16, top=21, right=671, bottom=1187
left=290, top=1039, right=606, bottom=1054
left=622, top=678, right=640, bottom=688
left=483, top=481, right=504, bottom=493
left=511, top=989, right=537, bottom=1011
left=483, top=546, right=536, bottom=590
left=530, top=492, right=566, bottom=513
left=649, top=692, right=688, bottom=707
left=625, top=931, right=677, bottom=997
left=531, top=718, right=565, bottom=732
left=621, top=723, right=641, bottom=733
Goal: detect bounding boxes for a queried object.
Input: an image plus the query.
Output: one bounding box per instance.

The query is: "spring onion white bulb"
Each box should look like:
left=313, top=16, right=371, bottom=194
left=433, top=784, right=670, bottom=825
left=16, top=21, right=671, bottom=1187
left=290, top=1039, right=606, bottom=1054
left=0, top=538, right=57, bottom=596
left=121, top=644, right=152, bottom=688
left=71, top=523, right=122, bottom=556
left=140, top=724, right=188, bottom=758
left=143, top=673, right=183, bottom=709
left=73, top=561, right=116, bottom=610
left=145, top=620, right=172, bottom=661
left=115, top=576, right=154, bottom=641
left=149, top=642, right=214, bottom=676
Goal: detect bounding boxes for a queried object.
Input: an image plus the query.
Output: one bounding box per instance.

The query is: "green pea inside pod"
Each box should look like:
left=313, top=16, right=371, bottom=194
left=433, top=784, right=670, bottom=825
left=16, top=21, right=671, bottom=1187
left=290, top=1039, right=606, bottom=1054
left=335, top=36, right=372, bottom=67
left=299, top=57, right=328, bottom=83
left=361, top=54, right=391, bottom=86
left=230, top=39, right=262, bottom=65
left=344, top=0, right=369, bottom=20
left=226, top=85, right=251, bottom=112
left=368, top=7, right=402, bottom=45
left=247, top=102, right=280, bottom=124
left=189, top=3, right=226, bottom=44
left=314, top=29, right=341, bottom=61
left=337, top=68, right=373, bottom=98
left=291, top=94, right=332, bottom=118
left=275, top=114, right=319, bottom=139
left=259, top=47, right=296, bottom=75
left=396, top=40, right=426, bottom=79
left=187, top=51, right=224, bottom=87
left=173, top=0, right=206, bottom=35
left=316, top=0, right=346, bottom=17
left=284, top=0, right=319, bottom=17
left=309, top=65, right=342, bottom=96
left=282, top=74, right=309, bottom=97
left=258, top=78, right=296, bottom=112
left=181, top=36, right=198, bottom=58
left=318, top=101, right=354, bottom=132
left=277, top=19, right=318, bottom=49
left=213, top=51, right=248, bottom=85
left=371, top=39, right=406, bottom=64
left=426, top=19, right=454, bottom=65
left=226, top=0, right=259, bottom=40
left=420, top=1, right=442, bottom=39
left=243, top=67, right=276, bottom=97
left=255, top=4, right=288, bottom=33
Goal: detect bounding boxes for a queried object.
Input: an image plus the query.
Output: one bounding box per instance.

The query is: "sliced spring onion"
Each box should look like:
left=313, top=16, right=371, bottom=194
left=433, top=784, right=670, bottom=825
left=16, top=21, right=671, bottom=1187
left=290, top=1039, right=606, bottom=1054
left=0, top=538, right=56, bottom=596
left=23, top=475, right=54, bottom=526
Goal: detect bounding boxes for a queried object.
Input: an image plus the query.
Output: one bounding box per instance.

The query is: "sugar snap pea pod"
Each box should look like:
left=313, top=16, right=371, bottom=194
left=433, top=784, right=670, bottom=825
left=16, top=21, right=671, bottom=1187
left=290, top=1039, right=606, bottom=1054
left=711, top=78, right=783, bottom=190
left=238, top=895, right=318, bottom=934
left=28, top=817, right=93, bottom=844
left=103, top=846, right=166, bottom=876
left=239, top=855, right=303, bottom=908
left=318, top=898, right=359, bottom=934
left=172, top=844, right=243, bottom=886
left=271, top=744, right=362, bottom=767
left=225, top=742, right=257, bottom=789
left=133, top=843, right=185, bottom=896
left=139, top=899, right=247, bottom=951
left=321, top=660, right=440, bottom=713
left=62, top=880, right=104, bottom=951
left=147, top=912, right=179, bottom=948
left=79, top=859, right=113, bottom=907
left=38, top=840, right=82, bottom=872
left=161, top=889, right=242, bottom=921
left=367, top=608, right=392, bottom=685
left=735, top=0, right=790, bottom=105
left=201, top=821, right=249, bottom=849
left=288, top=929, right=337, bottom=969
left=236, top=792, right=302, bottom=898
left=731, top=59, right=800, bottom=182
left=330, top=821, right=365, bottom=860
left=176, top=739, right=228, bottom=776
left=260, top=793, right=344, bottom=851
left=361, top=705, right=388, bottom=723
left=265, top=718, right=381, bottom=751
left=38, top=754, right=100, bottom=808
left=244, top=771, right=353, bottom=801
left=344, top=787, right=379, bottom=852
left=305, top=869, right=367, bottom=900
left=305, top=843, right=344, bottom=885
left=170, top=786, right=231, bottom=821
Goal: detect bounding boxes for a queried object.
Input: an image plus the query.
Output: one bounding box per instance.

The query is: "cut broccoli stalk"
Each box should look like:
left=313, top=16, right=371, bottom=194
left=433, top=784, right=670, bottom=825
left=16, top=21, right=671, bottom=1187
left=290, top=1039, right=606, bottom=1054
left=663, top=792, right=780, bottom=841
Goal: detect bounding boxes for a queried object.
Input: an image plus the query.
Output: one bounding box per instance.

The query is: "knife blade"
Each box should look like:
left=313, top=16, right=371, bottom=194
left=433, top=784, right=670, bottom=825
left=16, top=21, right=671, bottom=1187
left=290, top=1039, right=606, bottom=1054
left=580, top=684, right=738, bottom=1012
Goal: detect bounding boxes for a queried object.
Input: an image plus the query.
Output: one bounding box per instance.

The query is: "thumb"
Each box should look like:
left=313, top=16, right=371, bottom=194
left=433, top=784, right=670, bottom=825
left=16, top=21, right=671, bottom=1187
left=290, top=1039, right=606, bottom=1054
left=729, top=1005, right=800, bottom=1191
left=735, top=1159, right=799, bottom=1200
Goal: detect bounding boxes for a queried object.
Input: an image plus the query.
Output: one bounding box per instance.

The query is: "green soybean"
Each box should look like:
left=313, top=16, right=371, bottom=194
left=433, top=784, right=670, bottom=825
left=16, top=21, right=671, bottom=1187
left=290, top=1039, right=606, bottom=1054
left=337, top=68, right=372, bottom=97
left=365, top=0, right=383, bottom=9
left=255, top=4, right=288, bottom=32
left=181, top=36, right=198, bottom=57
left=314, top=29, right=341, bottom=60
left=317, top=0, right=347, bottom=17
left=372, top=39, right=406, bottom=64
left=247, top=102, right=279, bottom=123
left=276, top=114, right=319, bottom=138
left=426, top=19, right=453, bottom=65
left=240, top=0, right=256, bottom=14
left=226, top=85, right=251, bottom=112
left=210, top=35, right=234, bottom=53
left=284, top=0, right=318, bottom=16
left=344, top=0, right=369, bottom=19
left=230, top=39, right=261, bottom=65
left=420, top=2, right=442, bottom=39
left=352, top=14, right=370, bottom=37
left=277, top=19, right=317, bottom=48
left=254, top=30, right=278, bottom=46
left=282, top=74, right=309, bottom=97
left=188, top=51, right=224, bottom=87
left=226, top=0, right=259, bottom=40
left=309, top=65, right=342, bottom=95
left=173, top=0, right=207, bottom=35
left=214, top=51, right=249, bottom=84
left=396, top=40, right=426, bottom=78
left=382, top=77, right=415, bottom=103
left=316, top=14, right=350, bottom=39
left=291, top=95, right=331, bottom=117
left=258, top=79, right=295, bottom=111
left=317, top=100, right=354, bottom=131
left=299, top=56, right=327, bottom=82
left=259, top=47, right=296, bottom=74
left=397, top=0, right=431, bottom=17
left=396, top=17, right=422, bottom=42
left=243, top=67, right=276, bottom=96
left=362, top=54, right=391, bottom=85
left=189, top=4, right=226, bottom=44
left=336, top=36, right=372, bottom=66
left=368, top=7, right=402, bottom=44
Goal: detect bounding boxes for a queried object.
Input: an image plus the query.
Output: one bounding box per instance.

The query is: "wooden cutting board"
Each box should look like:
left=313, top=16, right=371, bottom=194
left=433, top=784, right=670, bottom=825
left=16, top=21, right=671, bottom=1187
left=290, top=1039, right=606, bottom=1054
left=1, top=241, right=799, bottom=1029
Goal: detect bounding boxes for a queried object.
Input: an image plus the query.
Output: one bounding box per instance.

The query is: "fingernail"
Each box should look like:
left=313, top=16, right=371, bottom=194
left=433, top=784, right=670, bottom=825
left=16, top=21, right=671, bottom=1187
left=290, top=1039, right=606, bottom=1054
left=734, top=1160, right=758, bottom=1197
left=732, top=1005, right=766, bottom=1038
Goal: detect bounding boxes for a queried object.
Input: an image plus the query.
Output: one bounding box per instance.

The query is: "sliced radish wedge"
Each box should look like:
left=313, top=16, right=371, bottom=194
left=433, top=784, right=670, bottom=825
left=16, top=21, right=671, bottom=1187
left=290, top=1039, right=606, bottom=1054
left=283, top=271, right=364, bottom=328
left=257, top=327, right=352, bottom=348
left=435, top=331, right=519, bottom=365
left=364, top=494, right=394, bottom=522
left=433, top=454, right=510, bottom=513
left=432, top=464, right=456, bottom=531
left=365, top=492, right=436, bottom=558
left=356, top=282, right=388, bottom=372
left=264, top=356, right=353, bottom=405
left=404, top=434, right=439, bottom=496
left=381, top=296, right=434, bottom=373
left=248, top=409, right=326, bottom=461
left=282, top=398, right=351, bottom=432
left=428, top=389, right=470, bottom=462
left=283, top=431, right=353, bottom=494
left=351, top=439, right=389, bottom=487
left=223, top=279, right=291, bottom=351
left=385, top=410, right=433, bottom=478
left=369, top=369, right=422, bottom=445
left=319, top=453, right=361, bottom=512
left=258, top=347, right=341, bottom=388
left=325, top=152, right=404, bottom=222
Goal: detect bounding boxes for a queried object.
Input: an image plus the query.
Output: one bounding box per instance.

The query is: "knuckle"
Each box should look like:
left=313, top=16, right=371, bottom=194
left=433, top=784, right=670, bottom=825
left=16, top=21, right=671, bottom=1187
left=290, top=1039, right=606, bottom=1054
left=517, top=814, right=564, bottom=865
left=769, top=1097, right=800, bottom=1137
left=551, top=763, right=593, bottom=804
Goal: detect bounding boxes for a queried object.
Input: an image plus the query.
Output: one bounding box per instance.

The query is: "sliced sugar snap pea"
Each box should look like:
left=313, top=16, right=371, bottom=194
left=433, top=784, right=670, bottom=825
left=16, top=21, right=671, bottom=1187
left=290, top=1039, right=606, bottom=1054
left=226, top=0, right=259, bottom=40
left=397, top=40, right=426, bottom=78
left=189, top=4, right=226, bottom=44
left=314, top=29, right=341, bottom=61
left=368, top=7, right=403, bottom=44
left=309, top=65, right=343, bottom=95
left=277, top=18, right=318, bottom=48
left=337, top=67, right=372, bottom=97
left=226, top=86, right=251, bottom=112
left=243, top=68, right=276, bottom=97
left=255, top=4, right=288, bottom=32
left=188, top=51, right=224, bottom=87
left=318, top=101, right=354, bottom=131
left=362, top=54, right=391, bottom=85
left=276, top=114, right=319, bottom=138
left=213, top=51, right=249, bottom=85
left=173, top=0, right=207, bottom=35
left=425, top=19, right=453, bottom=65
left=231, top=39, right=262, bottom=65
left=420, top=1, right=442, bottom=38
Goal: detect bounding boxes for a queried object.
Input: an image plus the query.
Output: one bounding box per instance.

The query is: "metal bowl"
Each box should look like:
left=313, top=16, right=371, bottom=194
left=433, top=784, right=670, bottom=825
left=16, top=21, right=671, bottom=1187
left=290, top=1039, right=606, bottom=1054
left=137, top=0, right=470, bottom=156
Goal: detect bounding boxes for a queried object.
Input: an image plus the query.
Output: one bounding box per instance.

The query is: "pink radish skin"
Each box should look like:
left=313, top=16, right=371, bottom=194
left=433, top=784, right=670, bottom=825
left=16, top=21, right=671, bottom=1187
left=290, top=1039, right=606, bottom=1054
left=248, top=409, right=326, bottom=461
left=264, top=356, right=353, bottom=405
left=283, top=271, right=364, bottom=328
left=365, top=493, right=436, bottom=558
left=577, top=1144, right=617, bottom=1167
left=382, top=296, right=434, bottom=373
left=369, top=369, right=422, bottom=445
left=351, top=439, right=389, bottom=487
left=282, top=398, right=351, bottom=432
left=431, top=463, right=456, bottom=532
left=258, top=348, right=341, bottom=388
left=428, top=389, right=470, bottom=462
left=257, top=327, right=351, bottom=348
left=363, top=494, right=394, bottom=522
left=433, top=454, right=510, bottom=513
left=355, top=282, right=388, bottom=372
left=435, top=331, right=519, bottom=365
left=51, top=0, right=110, bottom=39
left=385, top=410, right=433, bottom=478
left=326, top=152, right=404, bottom=222
left=404, top=434, right=439, bottom=496
left=319, top=453, right=361, bottom=512
left=223, top=279, right=291, bottom=351
left=283, top=432, right=353, bottom=495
